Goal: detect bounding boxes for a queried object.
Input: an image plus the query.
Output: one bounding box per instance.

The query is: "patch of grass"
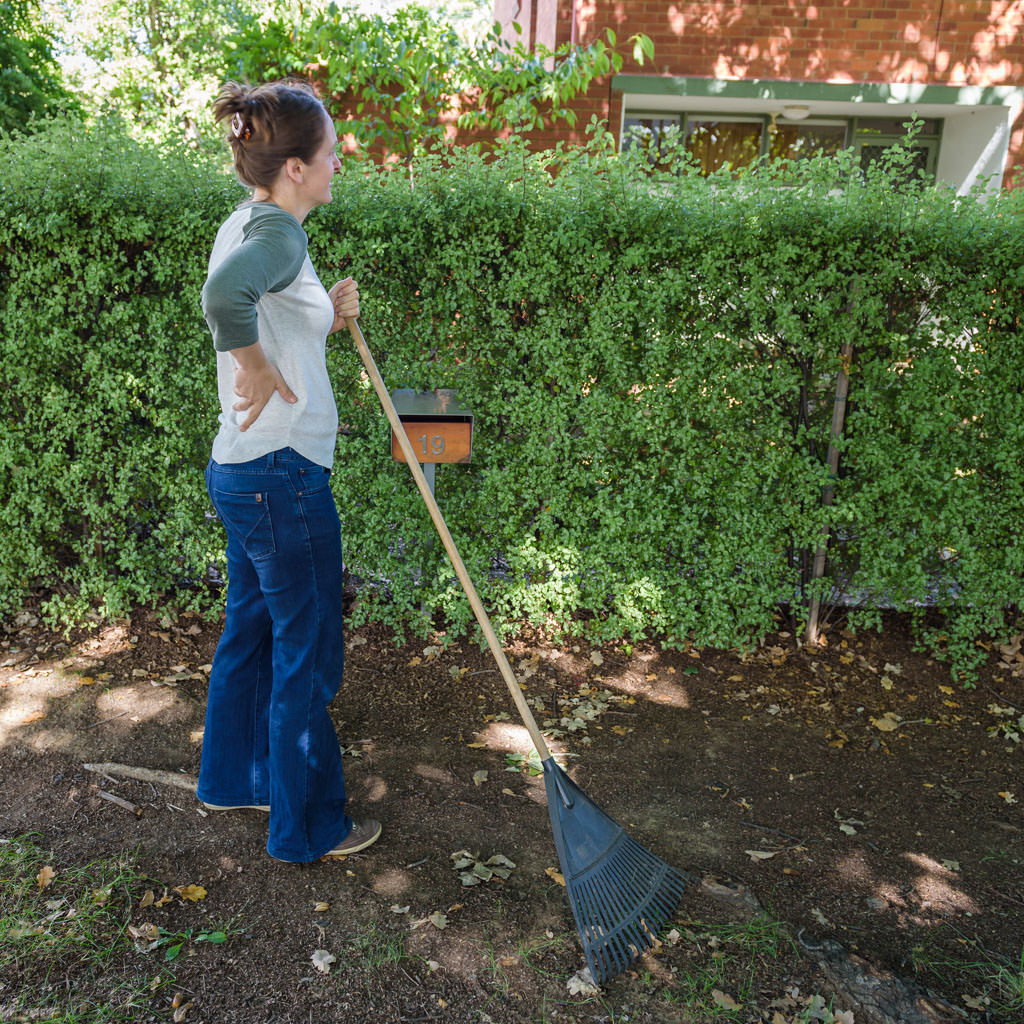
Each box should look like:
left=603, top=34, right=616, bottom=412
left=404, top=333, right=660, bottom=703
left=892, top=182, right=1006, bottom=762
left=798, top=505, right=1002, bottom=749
left=0, top=833, right=171, bottom=1023
left=912, top=928, right=1024, bottom=1021
left=340, top=921, right=412, bottom=972
left=517, top=931, right=572, bottom=978
left=660, top=914, right=796, bottom=1019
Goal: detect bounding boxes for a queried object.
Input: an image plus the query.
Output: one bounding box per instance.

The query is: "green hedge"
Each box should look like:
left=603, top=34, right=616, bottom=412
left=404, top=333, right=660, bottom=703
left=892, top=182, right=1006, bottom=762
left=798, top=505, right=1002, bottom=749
left=1, top=119, right=1022, bottom=678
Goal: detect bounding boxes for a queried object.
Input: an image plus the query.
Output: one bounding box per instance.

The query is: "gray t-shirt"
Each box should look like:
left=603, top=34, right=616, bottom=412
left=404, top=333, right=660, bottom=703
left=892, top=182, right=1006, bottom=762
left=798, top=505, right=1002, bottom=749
left=202, top=202, right=338, bottom=469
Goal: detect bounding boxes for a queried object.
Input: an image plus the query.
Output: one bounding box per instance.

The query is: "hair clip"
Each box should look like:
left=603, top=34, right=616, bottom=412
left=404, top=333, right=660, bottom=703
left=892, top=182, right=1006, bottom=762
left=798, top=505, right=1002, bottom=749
left=231, top=112, right=252, bottom=141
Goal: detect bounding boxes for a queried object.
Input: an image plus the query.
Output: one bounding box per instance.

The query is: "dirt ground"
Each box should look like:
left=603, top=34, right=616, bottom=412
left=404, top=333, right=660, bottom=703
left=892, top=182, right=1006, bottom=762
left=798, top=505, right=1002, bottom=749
left=1, top=595, right=1022, bottom=1023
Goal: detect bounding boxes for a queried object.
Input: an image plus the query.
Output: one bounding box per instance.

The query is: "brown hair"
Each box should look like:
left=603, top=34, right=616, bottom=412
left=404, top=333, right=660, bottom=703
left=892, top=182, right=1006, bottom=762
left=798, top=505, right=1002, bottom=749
left=212, top=80, right=330, bottom=189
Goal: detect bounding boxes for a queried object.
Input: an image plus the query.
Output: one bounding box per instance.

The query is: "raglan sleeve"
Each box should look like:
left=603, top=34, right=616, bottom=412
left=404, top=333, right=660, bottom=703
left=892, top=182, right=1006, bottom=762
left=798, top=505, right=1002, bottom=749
left=201, top=211, right=308, bottom=352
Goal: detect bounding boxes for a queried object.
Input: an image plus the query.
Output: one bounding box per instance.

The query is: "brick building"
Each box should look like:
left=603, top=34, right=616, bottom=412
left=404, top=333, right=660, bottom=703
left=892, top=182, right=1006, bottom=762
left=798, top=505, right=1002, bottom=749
left=494, top=0, right=1024, bottom=191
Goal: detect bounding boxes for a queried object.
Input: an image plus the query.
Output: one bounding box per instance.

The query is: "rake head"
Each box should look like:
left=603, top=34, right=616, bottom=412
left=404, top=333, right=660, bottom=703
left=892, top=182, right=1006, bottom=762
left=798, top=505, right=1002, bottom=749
left=543, top=759, right=688, bottom=985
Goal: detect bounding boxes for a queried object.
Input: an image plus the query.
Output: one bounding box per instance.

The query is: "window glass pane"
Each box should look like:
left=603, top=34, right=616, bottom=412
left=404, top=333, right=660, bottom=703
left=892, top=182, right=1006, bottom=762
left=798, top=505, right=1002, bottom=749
left=685, top=120, right=762, bottom=174
left=622, top=115, right=684, bottom=167
left=859, top=142, right=934, bottom=182
left=769, top=123, right=846, bottom=161
left=856, top=117, right=940, bottom=136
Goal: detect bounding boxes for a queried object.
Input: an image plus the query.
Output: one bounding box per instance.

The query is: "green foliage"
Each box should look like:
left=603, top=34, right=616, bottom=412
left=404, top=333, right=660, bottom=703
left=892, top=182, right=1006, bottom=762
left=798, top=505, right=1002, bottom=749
left=0, top=0, right=79, bottom=131
left=229, top=2, right=652, bottom=164
left=1, top=115, right=1022, bottom=680
left=0, top=115, right=236, bottom=621
left=48, top=0, right=259, bottom=140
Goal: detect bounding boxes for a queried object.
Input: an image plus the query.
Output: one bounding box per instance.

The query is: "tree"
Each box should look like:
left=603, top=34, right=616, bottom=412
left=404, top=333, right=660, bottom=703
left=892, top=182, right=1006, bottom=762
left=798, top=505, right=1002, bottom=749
left=49, top=0, right=255, bottom=138
left=0, top=0, right=78, bottom=131
left=229, top=2, right=653, bottom=165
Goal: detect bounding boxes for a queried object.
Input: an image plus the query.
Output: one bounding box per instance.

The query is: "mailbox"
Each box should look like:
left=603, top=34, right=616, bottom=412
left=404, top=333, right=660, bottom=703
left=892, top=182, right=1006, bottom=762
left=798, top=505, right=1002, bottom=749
left=390, top=389, right=473, bottom=465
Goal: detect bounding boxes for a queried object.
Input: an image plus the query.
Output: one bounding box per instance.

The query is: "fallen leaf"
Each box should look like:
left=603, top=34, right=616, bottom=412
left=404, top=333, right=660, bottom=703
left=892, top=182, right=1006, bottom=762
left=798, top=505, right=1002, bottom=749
left=545, top=866, right=565, bottom=886
left=427, top=912, right=448, bottom=930
left=314, top=902, right=329, bottom=912
left=472, top=770, right=488, bottom=787
left=311, top=949, right=336, bottom=974
left=745, top=850, right=777, bottom=861
left=36, top=866, right=56, bottom=891
left=173, top=1001, right=191, bottom=1023
left=567, top=967, right=600, bottom=996
left=390, top=904, right=410, bottom=914
left=173, top=884, right=207, bottom=902
left=426, top=960, right=440, bottom=972
left=870, top=712, right=901, bottom=732
left=712, top=989, right=742, bottom=1010
left=501, top=787, right=516, bottom=796
left=127, top=922, right=161, bottom=950
left=942, top=860, right=960, bottom=872
left=998, top=791, right=1017, bottom=804
left=590, top=652, right=604, bottom=667
left=139, top=890, right=155, bottom=908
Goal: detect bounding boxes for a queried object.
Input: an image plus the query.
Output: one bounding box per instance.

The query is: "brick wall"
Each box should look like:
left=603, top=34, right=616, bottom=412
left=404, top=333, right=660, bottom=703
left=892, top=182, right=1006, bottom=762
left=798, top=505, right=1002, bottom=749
left=501, top=0, right=1024, bottom=185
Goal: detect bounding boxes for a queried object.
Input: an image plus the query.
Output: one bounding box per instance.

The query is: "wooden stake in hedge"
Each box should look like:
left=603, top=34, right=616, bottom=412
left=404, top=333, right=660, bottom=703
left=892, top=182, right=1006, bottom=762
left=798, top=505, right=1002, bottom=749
left=805, top=341, right=854, bottom=647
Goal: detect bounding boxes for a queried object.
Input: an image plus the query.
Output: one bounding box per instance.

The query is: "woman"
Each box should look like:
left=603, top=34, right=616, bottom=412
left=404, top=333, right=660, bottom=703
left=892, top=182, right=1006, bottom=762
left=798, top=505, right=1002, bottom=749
left=197, top=79, right=381, bottom=862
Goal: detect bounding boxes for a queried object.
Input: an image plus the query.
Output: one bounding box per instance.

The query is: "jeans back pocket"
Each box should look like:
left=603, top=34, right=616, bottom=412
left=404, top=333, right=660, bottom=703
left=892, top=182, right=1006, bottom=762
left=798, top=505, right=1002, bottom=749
left=211, top=489, right=276, bottom=561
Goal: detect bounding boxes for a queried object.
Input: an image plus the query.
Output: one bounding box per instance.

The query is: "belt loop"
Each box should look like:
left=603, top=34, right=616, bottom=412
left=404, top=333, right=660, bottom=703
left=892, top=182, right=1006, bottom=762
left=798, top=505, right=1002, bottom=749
left=266, top=450, right=276, bottom=468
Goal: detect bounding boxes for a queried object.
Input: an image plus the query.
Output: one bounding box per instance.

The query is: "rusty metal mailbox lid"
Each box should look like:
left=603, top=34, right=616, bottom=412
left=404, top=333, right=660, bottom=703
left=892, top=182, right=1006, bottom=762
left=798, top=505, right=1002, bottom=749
left=389, top=389, right=473, bottom=420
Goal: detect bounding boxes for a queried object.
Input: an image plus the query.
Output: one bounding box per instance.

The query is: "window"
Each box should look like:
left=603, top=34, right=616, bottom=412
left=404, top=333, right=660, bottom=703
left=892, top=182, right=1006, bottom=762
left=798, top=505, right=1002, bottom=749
left=622, top=113, right=941, bottom=178
left=853, top=118, right=941, bottom=181
left=685, top=119, right=764, bottom=174
left=768, top=122, right=847, bottom=162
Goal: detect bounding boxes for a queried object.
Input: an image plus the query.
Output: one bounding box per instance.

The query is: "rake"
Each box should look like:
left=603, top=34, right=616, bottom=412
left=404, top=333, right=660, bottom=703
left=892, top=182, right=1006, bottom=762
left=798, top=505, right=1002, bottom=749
left=346, top=318, right=687, bottom=985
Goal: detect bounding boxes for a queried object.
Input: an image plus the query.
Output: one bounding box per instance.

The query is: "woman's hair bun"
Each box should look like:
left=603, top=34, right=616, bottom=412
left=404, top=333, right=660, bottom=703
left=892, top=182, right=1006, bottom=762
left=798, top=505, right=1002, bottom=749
left=212, top=79, right=329, bottom=190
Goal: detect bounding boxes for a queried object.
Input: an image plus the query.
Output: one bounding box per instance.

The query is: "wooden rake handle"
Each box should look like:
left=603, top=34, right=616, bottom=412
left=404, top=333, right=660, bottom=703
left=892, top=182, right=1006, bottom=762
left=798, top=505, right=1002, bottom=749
left=346, top=318, right=552, bottom=762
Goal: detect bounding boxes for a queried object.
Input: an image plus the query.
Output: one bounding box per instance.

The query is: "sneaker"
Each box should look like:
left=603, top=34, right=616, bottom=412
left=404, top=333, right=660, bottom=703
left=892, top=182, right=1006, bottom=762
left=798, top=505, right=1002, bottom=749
left=202, top=802, right=271, bottom=812
left=323, top=819, right=382, bottom=857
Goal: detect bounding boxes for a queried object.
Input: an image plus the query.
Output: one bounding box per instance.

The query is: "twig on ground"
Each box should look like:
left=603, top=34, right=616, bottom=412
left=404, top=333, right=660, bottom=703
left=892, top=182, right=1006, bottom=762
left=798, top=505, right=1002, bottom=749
left=86, top=710, right=131, bottom=729
left=985, top=887, right=1024, bottom=909
left=740, top=821, right=806, bottom=844
left=985, top=684, right=1022, bottom=711
left=83, top=762, right=197, bottom=791
left=98, top=790, right=141, bottom=815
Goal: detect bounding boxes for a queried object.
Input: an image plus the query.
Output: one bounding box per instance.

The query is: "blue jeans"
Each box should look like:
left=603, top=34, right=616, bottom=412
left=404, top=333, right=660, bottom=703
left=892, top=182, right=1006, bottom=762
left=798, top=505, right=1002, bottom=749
left=198, top=448, right=352, bottom=861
